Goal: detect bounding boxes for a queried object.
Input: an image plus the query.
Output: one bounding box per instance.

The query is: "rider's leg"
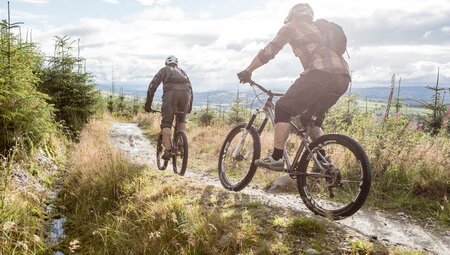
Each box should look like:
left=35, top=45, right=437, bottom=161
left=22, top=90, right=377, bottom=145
left=271, top=101, right=293, bottom=160
left=176, top=122, right=186, bottom=131
left=162, top=127, right=172, bottom=149
left=254, top=102, right=290, bottom=171
left=310, top=126, right=323, bottom=140
left=273, top=122, right=291, bottom=160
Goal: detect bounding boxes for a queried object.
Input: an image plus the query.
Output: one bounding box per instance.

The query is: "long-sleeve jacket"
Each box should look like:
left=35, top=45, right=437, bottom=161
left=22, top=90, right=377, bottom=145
left=256, top=19, right=350, bottom=77
left=145, top=66, right=192, bottom=109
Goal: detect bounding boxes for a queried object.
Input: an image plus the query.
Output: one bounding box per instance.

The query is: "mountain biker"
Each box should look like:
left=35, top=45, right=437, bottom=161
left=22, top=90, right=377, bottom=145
left=237, top=3, right=351, bottom=171
left=145, top=55, right=193, bottom=160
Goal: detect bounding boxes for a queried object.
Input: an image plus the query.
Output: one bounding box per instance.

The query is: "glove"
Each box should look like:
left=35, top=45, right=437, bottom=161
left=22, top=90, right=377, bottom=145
left=237, top=70, right=252, bottom=84
left=144, top=102, right=152, bottom=113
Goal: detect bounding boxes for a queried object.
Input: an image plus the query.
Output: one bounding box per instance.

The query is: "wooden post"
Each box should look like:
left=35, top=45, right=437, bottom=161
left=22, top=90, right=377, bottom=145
left=383, top=73, right=396, bottom=124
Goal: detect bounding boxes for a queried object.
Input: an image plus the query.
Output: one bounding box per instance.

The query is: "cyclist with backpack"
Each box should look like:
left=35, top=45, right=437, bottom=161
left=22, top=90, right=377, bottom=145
left=145, top=55, right=193, bottom=160
left=237, top=3, right=351, bottom=171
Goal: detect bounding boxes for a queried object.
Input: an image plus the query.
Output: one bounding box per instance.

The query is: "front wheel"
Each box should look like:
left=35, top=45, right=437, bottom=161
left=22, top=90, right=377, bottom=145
left=156, top=133, right=168, bottom=170
left=218, top=123, right=261, bottom=191
left=297, top=134, right=371, bottom=220
left=172, top=130, right=188, bottom=176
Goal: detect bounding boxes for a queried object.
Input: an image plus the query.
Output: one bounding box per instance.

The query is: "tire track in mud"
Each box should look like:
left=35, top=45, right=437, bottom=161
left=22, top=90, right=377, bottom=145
left=109, top=122, right=450, bottom=255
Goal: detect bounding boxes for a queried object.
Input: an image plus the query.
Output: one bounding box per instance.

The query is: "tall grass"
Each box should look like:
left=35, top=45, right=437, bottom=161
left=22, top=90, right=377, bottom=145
left=325, top=100, right=449, bottom=226
left=136, top=100, right=449, bottom=226
left=0, top=135, right=67, bottom=254
left=61, top=117, right=407, bottom=254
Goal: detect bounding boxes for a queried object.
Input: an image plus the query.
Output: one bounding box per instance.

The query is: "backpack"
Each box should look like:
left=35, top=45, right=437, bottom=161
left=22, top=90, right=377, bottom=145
left=314, top=19, right=347, bottom=55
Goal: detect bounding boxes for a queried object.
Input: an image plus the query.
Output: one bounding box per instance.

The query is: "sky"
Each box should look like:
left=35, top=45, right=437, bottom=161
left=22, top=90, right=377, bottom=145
left=2, top=0, right=450, bottom=92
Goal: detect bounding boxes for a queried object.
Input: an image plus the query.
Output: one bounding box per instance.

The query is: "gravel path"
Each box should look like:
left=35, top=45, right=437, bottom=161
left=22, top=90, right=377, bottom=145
left=109, top=122, right=450, bottom=255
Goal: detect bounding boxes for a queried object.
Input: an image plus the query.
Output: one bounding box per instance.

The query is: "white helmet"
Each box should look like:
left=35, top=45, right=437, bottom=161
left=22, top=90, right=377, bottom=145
left=165, top=55, right=178, bottom=66
left=284, top=3, right=314, bottom=24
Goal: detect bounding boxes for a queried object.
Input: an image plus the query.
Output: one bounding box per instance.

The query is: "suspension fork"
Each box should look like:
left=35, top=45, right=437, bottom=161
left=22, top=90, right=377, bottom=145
left=231, top=109, right=259, bottom=158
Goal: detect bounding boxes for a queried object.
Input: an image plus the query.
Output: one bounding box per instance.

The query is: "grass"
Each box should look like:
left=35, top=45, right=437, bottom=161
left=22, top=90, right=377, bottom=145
left=135, top=108, right=450, bottom=229
left=0, top=137, right=68, bottom=254
left=58, top=116, right=427, bottom=254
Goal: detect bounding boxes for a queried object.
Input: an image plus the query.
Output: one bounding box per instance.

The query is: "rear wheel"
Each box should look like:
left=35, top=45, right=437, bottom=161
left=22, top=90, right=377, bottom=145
left=156, top=133, right=168, bottom=170
left=297, top=134, right=371, bottom=219
left=218, top=123, right=261, bottom=191
left=172, top=130, right=188, bottom=176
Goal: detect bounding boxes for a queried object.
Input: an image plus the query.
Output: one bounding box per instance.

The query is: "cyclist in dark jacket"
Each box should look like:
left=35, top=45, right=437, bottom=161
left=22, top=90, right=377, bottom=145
left=145, top=55, right=193, bottom=160
left=237, top=3, right=351, bottom=171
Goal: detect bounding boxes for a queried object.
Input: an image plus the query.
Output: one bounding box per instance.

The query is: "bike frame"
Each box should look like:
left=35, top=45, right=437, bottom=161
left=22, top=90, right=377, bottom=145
left=237, top=81, right=328, bottom=174
left=152, top=110, right=186, bottom=151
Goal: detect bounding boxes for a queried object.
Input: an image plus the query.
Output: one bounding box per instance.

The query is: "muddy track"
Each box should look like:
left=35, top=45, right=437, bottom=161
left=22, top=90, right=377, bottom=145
left=109, top=122, right=449, bottom=255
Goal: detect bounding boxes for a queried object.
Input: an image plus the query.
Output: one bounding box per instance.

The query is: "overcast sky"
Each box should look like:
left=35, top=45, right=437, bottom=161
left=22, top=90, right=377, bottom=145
left=3, top=0, right=450, bottom=91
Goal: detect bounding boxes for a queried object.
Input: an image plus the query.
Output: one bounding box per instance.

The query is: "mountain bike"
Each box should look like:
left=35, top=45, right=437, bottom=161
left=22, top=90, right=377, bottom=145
left=217, top=81, right=371, bottom=219
left=152, top=110, right=188, bottom=176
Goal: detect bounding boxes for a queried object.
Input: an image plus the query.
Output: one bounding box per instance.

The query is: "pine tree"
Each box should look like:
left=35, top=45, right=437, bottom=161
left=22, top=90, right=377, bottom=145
left=418, top=68, right=448, bottom=135
left=0, top=20, right=56, bottom=154
left=39, top=36, right=100, bottom=138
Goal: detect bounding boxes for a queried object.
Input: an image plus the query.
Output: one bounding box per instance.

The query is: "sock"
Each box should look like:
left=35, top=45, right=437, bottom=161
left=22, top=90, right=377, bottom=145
left=272, top=148, right=284, bottom=161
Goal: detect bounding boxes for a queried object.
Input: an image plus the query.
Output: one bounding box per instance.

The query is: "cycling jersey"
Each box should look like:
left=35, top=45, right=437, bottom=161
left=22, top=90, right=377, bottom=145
left=256, top=19, right=350, bottom=77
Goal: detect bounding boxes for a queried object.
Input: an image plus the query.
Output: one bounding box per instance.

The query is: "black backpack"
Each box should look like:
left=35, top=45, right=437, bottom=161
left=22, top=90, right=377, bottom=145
left=314, top=19, right=347, bottom=55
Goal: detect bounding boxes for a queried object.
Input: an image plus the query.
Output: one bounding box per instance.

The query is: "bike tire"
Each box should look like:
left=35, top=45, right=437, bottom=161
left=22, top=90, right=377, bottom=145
left=218, top=123, right=261, bottom=191
left=297, top=133, right=371, bottom=220
left=156, top=133, right=168, bottom=170
left=172, top=130, right=188, bottom=176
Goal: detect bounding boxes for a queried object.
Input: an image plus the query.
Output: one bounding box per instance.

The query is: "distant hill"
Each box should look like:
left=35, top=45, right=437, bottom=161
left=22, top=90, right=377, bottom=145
left=96, top=83, right=450, bottom=108
left=351, top=86, right=450, bottom=107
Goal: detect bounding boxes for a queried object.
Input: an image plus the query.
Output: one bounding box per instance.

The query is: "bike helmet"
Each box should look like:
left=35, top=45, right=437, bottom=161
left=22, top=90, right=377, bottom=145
left=165, top=55, right=178, bottom=66
left=284, top=3, right=314, bottom=24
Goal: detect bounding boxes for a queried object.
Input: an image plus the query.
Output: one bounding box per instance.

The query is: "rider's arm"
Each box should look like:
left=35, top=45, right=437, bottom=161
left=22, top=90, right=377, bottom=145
left=145, top=68, right=166, bottom=110
left=181, top=69, right=194, bottom=113
left=245, top=24, right=293, bottom=73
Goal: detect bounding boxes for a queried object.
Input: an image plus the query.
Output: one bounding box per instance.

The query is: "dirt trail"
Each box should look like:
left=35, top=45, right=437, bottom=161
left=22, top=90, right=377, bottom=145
left=109, top=122, right=450, bottom=255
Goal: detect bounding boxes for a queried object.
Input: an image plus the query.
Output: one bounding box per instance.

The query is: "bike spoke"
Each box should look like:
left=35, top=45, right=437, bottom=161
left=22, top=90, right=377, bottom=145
left=300, top=138, right=368, bottom=217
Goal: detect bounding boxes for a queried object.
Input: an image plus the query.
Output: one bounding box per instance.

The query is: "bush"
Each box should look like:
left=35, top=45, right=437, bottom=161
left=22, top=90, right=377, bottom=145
left=193, top=108, right=216, bottom=126
left=324, top=96, right=449, bottom=224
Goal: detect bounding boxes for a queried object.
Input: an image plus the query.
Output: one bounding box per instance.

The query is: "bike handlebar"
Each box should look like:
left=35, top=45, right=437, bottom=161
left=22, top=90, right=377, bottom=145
left=248, top=80, right=285, bottom=97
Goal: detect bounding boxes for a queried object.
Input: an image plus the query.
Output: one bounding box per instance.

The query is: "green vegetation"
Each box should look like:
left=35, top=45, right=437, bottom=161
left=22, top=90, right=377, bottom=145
left=39, top=36, right=101, bottom=138
left=0, top=8, right=448, bottom=254
left=106, top=91, right=144, bottom=119
left=138, top=91, right=450, bottom=227
left=59, top=118, right=407, bottom=254
left=0, top=20, right=57, bottom=154
left=0, top=19, right=100, bottom=254
left=325, top=98, right=449, bottom=226
left=417, top=72, right=449, bottom=135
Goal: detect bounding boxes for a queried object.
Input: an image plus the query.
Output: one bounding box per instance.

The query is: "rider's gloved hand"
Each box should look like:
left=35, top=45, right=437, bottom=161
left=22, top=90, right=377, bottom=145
left=237, top=70, right=252, bottom=84
left=144, top=102, right=152, bottom=113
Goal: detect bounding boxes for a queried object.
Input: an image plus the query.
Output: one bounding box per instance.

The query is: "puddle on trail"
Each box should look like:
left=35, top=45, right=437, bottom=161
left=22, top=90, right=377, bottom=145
left=109, top=122, right=450, bottom=255
left=46, top=188, right=66, bottom=254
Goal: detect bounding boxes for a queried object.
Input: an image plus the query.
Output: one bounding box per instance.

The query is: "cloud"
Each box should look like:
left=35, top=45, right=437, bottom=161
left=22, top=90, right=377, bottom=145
left=26, top=0, right=450, bottom=91
left=135, top=0, right=171, bottom=6
left=19, top=0, right=48, bottom=4
left=441, top=26, right=450, bottom=33
left=101, top=0, right=120, bottom=4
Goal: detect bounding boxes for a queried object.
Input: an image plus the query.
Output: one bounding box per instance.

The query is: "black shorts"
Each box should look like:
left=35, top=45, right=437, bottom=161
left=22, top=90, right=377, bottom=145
left=275, top=70, right=350, bottom=127
left=161, top=90, right=191, bottom=129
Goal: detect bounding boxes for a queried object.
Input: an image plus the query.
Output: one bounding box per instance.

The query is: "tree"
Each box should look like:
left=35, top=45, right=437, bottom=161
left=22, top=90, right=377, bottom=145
left=417, top=68, right=448, bottom=135
left=0, top=20, right=56, bottom=154
left=39, top=36, right=100, bottom=138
